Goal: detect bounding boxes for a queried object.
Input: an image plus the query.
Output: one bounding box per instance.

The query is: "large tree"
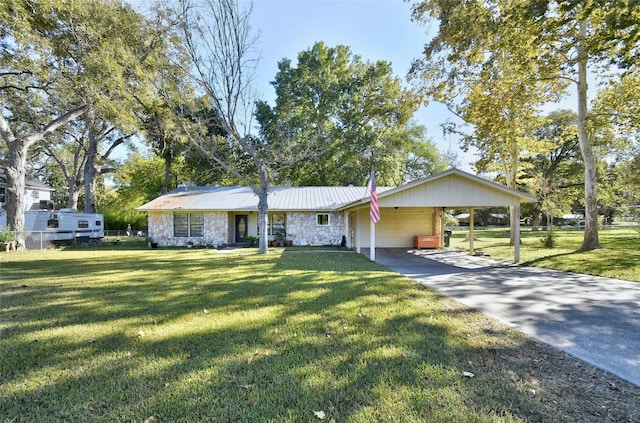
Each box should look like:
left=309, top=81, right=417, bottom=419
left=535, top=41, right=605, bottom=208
left=409, top=0, right=564, bottom=242
left=259, top=42, right=423, bottom=186
left=36, top=120, right=89, bottom=209
left=592, top=70, right=640, bottom=146
left=101, top=153, right=172, bottom=230
left=0, top=0, right=87, bottom=229
left=174, top=0, right=274, bottom=253
left=409, top=0, right=640, bottom=251
left=522, top=110, right=582, bottom=230
left=0, top=0, right=161, bottom=229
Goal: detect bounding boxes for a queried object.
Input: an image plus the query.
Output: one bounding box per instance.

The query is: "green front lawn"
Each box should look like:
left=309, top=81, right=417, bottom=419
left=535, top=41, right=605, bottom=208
left=1, top=246, right=638, bottom=422
left=449, top=226, right=640, bottom=282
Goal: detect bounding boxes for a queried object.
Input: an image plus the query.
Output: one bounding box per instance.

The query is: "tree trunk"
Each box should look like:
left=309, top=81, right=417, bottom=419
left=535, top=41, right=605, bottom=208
left=506, top=139, right=518, bottom=245
left=163, top=145, right=172, bottom=194
left=531, top=210, right=541, bottom=231
left=257, top=164, right=269, bottom=254
left=84, top=124, right=99, bottom=213
left=576, top=19, right=600, bottom=251
left=66, top=182, right=82, bottom=209
left=5, top=145, right=28, bottom=232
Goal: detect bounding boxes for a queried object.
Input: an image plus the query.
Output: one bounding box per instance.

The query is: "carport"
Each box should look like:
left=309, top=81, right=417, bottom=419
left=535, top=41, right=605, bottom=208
left=342, top=168, right=536, bottom=263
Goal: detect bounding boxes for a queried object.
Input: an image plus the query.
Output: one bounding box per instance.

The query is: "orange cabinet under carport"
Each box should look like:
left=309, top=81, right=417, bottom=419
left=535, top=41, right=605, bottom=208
left=413, top=235, right=440, bottom=249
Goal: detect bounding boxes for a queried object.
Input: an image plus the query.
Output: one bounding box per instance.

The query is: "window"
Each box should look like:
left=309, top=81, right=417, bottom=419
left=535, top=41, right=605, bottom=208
left=269, top=213, right=286, bottom=236
left=47, top=219, right=59, bottom=229
left=316, top=214, right=330, bottom=226
left=32, top=190, right=39, bottom=200
left=78, top=220, right=89, bottom=229
left=190, top=213, right=204, bottom=237
left=0, top=187, right=6, bottom=203
left=174, top=213, right=204, bottom=237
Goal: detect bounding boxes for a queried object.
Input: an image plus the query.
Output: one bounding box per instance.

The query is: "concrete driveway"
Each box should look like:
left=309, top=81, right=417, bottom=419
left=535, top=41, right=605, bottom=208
left=370, top=248, right=640, bottom=387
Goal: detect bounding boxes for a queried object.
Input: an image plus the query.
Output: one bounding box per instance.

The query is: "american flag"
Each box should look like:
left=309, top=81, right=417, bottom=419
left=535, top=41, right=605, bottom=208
left=368, top=171, right=380, bottom=223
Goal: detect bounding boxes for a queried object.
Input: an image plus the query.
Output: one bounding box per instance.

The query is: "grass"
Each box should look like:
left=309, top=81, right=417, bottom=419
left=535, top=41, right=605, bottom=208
left=449, top=226, right=640, bottom=282
left=1, top=244, right=639, bottom=422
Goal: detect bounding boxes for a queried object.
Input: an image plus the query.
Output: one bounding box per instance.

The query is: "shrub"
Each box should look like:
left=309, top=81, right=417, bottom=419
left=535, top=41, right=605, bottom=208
left=0, top=227, right=17, bottom=243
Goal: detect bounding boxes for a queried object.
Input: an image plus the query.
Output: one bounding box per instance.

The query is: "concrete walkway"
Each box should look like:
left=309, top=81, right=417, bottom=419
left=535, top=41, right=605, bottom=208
left=370, top=248, right=640, bottom=387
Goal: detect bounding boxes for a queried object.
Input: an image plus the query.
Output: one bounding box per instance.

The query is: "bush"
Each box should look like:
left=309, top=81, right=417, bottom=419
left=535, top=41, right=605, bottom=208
left=541, top=231, right=556, bottom=248
left=0, top=227, right=17, bottom=243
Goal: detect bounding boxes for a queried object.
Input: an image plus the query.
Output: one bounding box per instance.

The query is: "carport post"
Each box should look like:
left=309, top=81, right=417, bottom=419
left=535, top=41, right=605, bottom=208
left=469, top=207, right=475, bottom=255
left=440, top=207, right=446, bottom=247
left=514, top=205, right=520, bottom=263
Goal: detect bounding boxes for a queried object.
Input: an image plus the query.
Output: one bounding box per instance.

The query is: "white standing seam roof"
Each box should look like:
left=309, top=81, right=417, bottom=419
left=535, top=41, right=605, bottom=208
left=137, top=185, right=392, bottom=212
left=137, top=169, right=536, bottom=213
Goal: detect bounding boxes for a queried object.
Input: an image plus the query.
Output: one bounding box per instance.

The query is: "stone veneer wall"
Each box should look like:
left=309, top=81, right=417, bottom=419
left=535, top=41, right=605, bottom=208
left=286, top=212, right=344, bottom=246
left=148, top=211, right=228, bottom=247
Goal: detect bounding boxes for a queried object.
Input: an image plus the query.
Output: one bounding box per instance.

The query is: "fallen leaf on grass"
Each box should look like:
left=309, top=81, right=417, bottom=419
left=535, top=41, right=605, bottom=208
left=314, top=410, right=325, bottom=419
left=138, top=330, right=145, bottom=338
left=86, top=337, right=97, bottom=344
left=462, top=371, right=475, bottom=378
left=247, top=350, right=260, bottom=364
left=144, top=417, right=157, bottom=423
left=246, top=397, right=257, bottom=406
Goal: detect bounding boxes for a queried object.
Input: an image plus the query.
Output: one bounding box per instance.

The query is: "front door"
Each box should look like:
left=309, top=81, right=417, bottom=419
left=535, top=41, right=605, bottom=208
left=235, top=215, right=248, bottom=243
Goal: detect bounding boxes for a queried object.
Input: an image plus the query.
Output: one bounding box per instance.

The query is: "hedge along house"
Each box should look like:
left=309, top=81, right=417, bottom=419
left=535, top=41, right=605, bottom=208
left=138, top=168, right=536, bottom=262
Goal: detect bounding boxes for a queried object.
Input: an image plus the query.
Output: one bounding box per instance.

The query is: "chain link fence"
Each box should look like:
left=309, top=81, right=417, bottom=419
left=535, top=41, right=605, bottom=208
left=0, top=229, right=150, bottom=251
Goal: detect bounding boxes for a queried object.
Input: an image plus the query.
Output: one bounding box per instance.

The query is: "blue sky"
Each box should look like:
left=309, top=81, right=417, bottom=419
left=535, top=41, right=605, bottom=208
left=126, top=0, right=475, bottom=169
left=243, top=0, right=474, bottom=169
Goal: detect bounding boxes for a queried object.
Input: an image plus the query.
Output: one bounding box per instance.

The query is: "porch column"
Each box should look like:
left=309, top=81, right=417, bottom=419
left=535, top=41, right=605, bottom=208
left=356, top=210, right=361, bottom=254
left=469, top=207, right=475, bottom=255
left=514, top=204, right=521, bottom=263
left=344, top=211, right=350, bottom=248
left=439, top=207, right=445, bottom=248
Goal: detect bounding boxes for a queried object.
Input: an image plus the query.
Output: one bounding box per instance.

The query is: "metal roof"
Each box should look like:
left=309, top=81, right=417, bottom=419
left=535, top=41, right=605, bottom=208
left=339, top=168, right=537, bottom=209
left=137, top=169, right=537, bottom=212
left=138, top=185, right=392, bottom=212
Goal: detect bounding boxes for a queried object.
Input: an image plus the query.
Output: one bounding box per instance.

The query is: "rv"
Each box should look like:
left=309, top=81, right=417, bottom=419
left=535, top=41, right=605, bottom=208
left=25, top=209, right=104, bottom=247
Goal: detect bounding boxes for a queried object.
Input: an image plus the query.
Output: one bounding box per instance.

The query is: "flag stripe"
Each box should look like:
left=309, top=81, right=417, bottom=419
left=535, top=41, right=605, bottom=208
left=369, top=171, right=380, bottom=223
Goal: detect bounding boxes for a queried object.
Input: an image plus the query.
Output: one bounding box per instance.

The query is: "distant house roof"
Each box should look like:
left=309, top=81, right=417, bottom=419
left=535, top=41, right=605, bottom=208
left=561, top=214, right=583, bottom=220
left=138, top=185, right=393, bottom=212
left=0, top=167, right=55, bottom=192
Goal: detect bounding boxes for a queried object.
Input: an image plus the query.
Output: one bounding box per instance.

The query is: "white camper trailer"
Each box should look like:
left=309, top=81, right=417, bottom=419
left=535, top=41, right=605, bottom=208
left=25, top=209, right=104, bottom=248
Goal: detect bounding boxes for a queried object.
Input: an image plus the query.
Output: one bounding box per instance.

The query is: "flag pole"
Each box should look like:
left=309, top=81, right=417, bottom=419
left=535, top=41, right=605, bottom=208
left=370, top=215, right=376, bottom=261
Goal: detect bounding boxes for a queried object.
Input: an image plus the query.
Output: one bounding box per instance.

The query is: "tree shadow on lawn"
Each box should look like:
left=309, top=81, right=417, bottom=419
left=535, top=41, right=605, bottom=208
left=523, top=248, right=640, bottom=279
left=1, top=250, right=639, bottom=422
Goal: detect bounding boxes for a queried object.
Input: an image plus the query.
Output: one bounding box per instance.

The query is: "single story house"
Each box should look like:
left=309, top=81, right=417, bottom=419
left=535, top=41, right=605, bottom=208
left=138, top=168, right=536, bottom=262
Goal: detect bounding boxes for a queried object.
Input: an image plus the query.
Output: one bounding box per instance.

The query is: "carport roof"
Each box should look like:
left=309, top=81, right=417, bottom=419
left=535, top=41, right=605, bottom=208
left=341, top=168, right=537, bottom=209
